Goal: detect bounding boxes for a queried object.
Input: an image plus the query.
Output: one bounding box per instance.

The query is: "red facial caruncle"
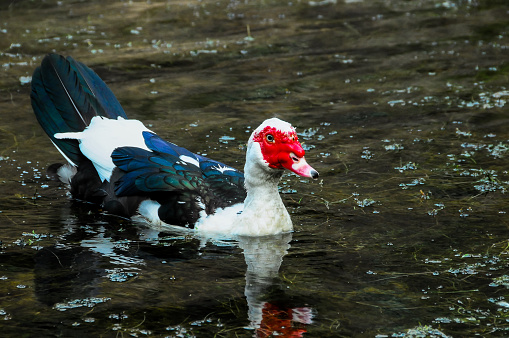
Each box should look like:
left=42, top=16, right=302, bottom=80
left=253, top=126, right=319, bottom=179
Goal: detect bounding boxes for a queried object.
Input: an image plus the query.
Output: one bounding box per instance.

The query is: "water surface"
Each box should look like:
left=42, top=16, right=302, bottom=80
left=1, top=0, right=508, bottom=336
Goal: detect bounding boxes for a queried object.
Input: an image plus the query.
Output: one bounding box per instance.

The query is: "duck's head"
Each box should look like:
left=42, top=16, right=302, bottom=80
left=247, top=118, right=319, bottom=179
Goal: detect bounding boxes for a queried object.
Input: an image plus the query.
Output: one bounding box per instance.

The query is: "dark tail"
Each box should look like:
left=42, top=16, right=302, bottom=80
left=30, top=53, right=128, bottom=166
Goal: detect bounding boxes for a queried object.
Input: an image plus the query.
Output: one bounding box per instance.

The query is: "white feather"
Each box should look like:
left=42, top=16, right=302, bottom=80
left=212, top=164, right=236, bottom=174
left=56, top=164, right=77, bottom=184
left=137, top=199, right=163, bottom=225
left=54, top=116, right=151, bottom=182
left=180, top=155, right=200, bottom=167
left=194, top=203, right=244, bottom=235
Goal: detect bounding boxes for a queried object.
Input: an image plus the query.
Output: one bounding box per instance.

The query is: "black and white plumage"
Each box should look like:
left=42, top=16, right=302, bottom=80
left=31, top=54, right=318, bottom=236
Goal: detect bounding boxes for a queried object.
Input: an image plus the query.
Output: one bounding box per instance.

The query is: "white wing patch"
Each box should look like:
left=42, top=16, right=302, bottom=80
left=54, top=116, right=151, bottom=182
left=180, top=155, right=200, bottom=167
left=137, top=199, right=163, bottom=225
left=212, top=164, right=236, bottom=174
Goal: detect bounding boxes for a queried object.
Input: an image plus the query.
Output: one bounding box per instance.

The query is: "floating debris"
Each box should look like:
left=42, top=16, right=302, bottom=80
left=388, top=99, right=405, bottom=107
left=19, top=76, right=31, bottom=85
left=395, top=162, right=418, bottom=172
left=487, top=142, right=509, bottom=159
left=399, top=177, right=426, bottom=189
left=355, top=197, right=376, bottom=208
left=106, top=268, right=139, bottom=282
left=473, top=173, right=507, bottom=194
left=489, top=275, right=509, bottom=288
left=308, top=0, right=337, bottom=6
left=53, top=297, right=111, bottom=311
left=219, top=135, right=235, bottom=144
left=458, top=207, right=472, bottom=217
left=130, top=27, right=142, bottom=35
left=298, top=127, right=320, bottom=140
left=384, top=143, right=404, bottom=151
left=190, top=49, right=217, bottom=56
left=361, top=147, right=373, bottom=160
left=389, top=325, right=452, bottom=338
left=455, top=129, right=472, bottom=137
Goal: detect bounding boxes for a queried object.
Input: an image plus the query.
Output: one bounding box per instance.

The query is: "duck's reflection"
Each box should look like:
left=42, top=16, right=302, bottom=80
left=237, top=233, right=314, bottom=337
left=33, top=210, right=313, bottom=334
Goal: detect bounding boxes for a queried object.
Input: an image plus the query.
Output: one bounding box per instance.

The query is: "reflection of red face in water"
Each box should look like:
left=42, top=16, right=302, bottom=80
left=256, top=302, right=313, bottom=338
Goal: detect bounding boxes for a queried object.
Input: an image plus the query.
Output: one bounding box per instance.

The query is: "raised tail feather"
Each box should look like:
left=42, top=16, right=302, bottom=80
left=30, top=53, right=128, bottom=166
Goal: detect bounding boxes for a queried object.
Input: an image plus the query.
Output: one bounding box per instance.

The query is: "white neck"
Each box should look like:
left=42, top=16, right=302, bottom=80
left=235, top=142, right=293, bottom=235
left=195, top=142, right=293, bottom=237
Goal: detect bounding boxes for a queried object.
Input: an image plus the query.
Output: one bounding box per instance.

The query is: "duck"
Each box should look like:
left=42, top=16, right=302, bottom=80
left=30, top=54, right=319, bottom=236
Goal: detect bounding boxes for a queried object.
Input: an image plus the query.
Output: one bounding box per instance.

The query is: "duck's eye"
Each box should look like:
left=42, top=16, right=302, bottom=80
left=266, top=134, right=275, bottom=143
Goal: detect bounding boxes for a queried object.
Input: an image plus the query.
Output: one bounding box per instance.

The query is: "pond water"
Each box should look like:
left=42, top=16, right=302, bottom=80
left=1, top=0, right=509, bottom=336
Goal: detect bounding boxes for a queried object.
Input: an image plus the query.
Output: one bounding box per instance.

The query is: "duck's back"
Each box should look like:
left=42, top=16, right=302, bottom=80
left=32, top=54, right=246, bottom=228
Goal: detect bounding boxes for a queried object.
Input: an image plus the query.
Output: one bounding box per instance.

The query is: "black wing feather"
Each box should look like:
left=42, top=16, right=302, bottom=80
left=138, top=132, right=246, bottom=206
left=112, top=146, right=205, bottom=196
left=31, top=54, right=127, bottom=165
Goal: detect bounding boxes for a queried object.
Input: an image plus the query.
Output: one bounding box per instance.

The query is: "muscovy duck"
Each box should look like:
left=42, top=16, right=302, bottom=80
left=31, top=54, right=318, bottom=236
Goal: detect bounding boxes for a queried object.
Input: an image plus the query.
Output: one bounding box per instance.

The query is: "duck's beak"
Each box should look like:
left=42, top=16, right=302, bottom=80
left=279, top=141, right=318, bottom=178
left=286, top=152, right=319, bottom=179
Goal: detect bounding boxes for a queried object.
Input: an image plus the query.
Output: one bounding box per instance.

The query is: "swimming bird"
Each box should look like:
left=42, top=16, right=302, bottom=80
left=31, top=54, right=318, bottom=236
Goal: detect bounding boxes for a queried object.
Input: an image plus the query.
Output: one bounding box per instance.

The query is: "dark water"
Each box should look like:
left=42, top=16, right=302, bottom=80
left=1, top=0, right=509, bottom=336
